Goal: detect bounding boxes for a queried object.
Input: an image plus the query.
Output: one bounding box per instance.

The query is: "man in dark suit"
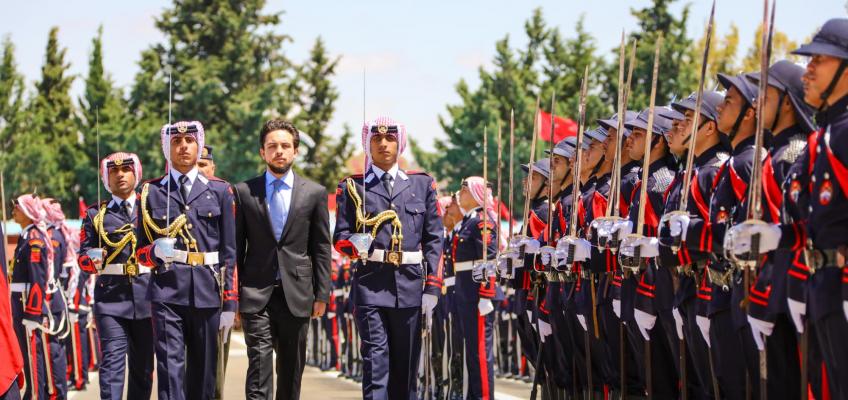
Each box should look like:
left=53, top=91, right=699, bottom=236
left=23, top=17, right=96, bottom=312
left=234, top=119, right=332, bottom=400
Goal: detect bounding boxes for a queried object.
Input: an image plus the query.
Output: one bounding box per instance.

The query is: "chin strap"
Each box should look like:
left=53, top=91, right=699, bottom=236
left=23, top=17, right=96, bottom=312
left=816, top=59, right=848, bottom=111
left=724, top=103, right=751, bottom=143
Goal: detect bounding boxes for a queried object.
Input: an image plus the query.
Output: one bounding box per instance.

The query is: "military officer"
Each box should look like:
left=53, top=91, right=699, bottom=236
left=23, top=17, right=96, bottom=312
left=78, top=152, right=154, bottom=400
left=135, top=121, right=238, bottom=400
left=729, top=19, right=848, bottom=398
left=333, top=116, right=443, bottom=400
left=10, top=194, right=53, bottom=400
left=452, top=176, right=503, bottom=400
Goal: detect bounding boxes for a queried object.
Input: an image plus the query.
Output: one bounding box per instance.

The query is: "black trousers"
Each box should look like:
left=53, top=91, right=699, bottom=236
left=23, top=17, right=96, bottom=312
left=242, top=286, right=310, bottom=400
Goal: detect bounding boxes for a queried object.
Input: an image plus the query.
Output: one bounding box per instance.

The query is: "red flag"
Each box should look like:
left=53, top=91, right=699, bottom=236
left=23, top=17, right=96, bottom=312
left=78, top=197, right=87, bottom=219
left=0, top=266, right=24, bottom=391
left=538, top=110, right=577, bottom=143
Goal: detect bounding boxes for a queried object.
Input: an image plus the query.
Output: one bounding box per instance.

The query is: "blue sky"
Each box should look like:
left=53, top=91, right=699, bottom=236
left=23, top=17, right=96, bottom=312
left=1, top=1, right=845, bottom=151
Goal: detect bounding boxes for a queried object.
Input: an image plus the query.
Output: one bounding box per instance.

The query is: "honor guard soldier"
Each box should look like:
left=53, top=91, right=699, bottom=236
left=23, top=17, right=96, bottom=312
left=729, top=19, right=848, bottom=398
left=440, top=194, right=467, bottom=399
left=333, top=116, right=443, bottom=400
left=78, top=152, right=154, bottom=400
left=136, top=121, right=238, bottom=400
left=10, top=194, right=54, bottom=400
left=198, top=145, right=217, bottom=179
left=452, top=176, right=502, bottom=400
left=669, top=72, right=763, bottom=398
left=736, top=60, right=816, bottom=400
left=41, top=199, right=71, bottom=399
left=659, top=90, right=728, bottom=399
left=64, top=222, right=91, bottom=392
left=512, top=158, right=550, bottom=379
left=619, top=107, right=680, bottom=398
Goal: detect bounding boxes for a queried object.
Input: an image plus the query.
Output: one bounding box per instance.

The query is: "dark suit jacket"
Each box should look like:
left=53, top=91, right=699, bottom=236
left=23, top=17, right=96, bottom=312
left=234, top=172, right=332, bottom=317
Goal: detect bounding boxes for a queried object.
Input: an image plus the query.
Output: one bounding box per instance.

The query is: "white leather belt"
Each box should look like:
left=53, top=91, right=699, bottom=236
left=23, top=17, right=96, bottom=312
left=443, top=276, right=456, bottom=287
left=332, top=289, right=345, bottom=297
left=102, top=264, right=152, bottom=276
left=10, top=283, right=26, bottom=293
left=454, top=259, right=486, bottom=272
left=172, top=250, right=219, bottom=266
left=367, top=249, right=423, bottom=265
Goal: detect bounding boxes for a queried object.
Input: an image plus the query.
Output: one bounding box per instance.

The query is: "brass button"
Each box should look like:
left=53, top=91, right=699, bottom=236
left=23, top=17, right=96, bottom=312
left=187, top=224, right=193, bottom=230
left=185, top=206, right=191, bottom=211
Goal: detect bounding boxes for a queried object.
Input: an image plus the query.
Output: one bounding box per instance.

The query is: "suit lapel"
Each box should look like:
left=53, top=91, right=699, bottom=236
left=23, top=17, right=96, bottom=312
left=279, top=173, right=304, bottom=241
left=252, top=176, right=276, bottom=239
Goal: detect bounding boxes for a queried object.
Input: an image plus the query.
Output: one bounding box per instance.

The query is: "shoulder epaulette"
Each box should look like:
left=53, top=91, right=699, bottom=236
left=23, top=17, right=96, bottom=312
left=143, top=175, right=166, bottom=185
left=712, top=152, right=730, bottom=168
left=406, top=170, right=434, bottom=179
left=779, top=134, right=808, bottom=164
left=651, top=167, right=675, bottom=194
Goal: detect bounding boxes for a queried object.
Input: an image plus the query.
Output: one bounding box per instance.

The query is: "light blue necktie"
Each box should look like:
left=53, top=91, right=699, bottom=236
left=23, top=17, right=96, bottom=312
left=269, top=179, right=289, bottom=240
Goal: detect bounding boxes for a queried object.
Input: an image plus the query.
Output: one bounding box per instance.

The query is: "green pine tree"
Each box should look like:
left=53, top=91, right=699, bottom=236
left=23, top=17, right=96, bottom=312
left=128, top=0, right=292, bottom=182
left=77, top=25, right=129, bottom=205
left=602, top=0, right=698, bottom=111
left=290, top=37, right=352, bottom=190
left=414, top=9, right=610, bottom=216
left=22, top=27, right=80, bottom=210
left=0, top=37, right=26, bottom=179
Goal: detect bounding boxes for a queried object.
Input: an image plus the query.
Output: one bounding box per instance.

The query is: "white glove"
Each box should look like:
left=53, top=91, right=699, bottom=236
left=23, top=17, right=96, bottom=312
left=577, top=314, right=588, bottom=332
left=727, top=222, right=782, bottom=255
left=327, top=312, right=336, bottom=319
left=219, top=311, right=235, bottom=343
left=747, top=315, right=775, bottom=351
left=153, top=237, right=177, bottom=263
left=593, top=219, right=614, bottom=241
left=844, top=301, right=848, bottom=324
left=85, top=248, right=105, bottom=265
left=620, top=236, right=660, bottom=258
left=496, top=255, right=511, bottom=277
left=612, top=299, right=622, bottom=319
left=422, top=293, right=439, bottom=325
left=540, top=246, right=557, bottom=266
left=612, top=220, right=634, bottom=238
left=68, top=312, right=79, bottom=323
left=668, top=214, right=691, bottom=242
left=22, top=319, right=41, bottom=337
left=788, top=298, right=806, bottom=334
left=538, top=320, right=553, bottom=343
left=634, top=308, right=657, bottom=341
left=556, top=237, right=592, bottom=263
left=478, top=299, right=494, bottom=316
left=522, top=238, right=542, bottom=254
left=672, top=307, right=684, bottom=341
left=696, top=315, right=711, bottom=348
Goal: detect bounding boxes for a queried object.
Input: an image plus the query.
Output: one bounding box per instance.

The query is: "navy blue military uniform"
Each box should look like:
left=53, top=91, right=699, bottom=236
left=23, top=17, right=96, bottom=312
left=452, top=207, right=502, bottom=399
left=43, top=224, right=67, bottom=399
left=767, top=21, right=848, bottom=397
left=333, top=166, right=443, bottom=400
left=10, top=223, right=51, bottom=400
left=79, top=194, right=154, bottom=400
left=682, top=73, right=763, bottom=399
left=137, top=167, right=238, bottom=400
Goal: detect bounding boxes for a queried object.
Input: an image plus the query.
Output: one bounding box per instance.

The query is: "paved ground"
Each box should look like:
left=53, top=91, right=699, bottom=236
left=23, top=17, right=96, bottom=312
left=67, top=331, right=533, bottom=399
